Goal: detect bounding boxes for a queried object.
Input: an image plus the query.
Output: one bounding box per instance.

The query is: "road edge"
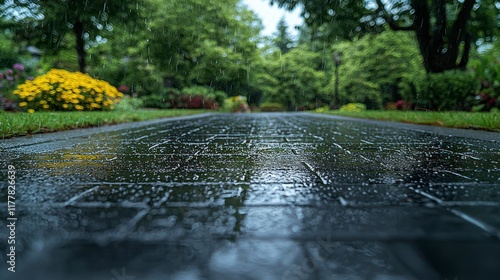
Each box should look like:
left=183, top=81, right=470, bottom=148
left=305, top=112, right=500, bottom=143
left=0, top=112, right=216, bottom=149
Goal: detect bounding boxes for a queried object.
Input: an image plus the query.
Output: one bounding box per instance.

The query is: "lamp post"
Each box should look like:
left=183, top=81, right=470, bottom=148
left=333, top=51, right=342, bottom=108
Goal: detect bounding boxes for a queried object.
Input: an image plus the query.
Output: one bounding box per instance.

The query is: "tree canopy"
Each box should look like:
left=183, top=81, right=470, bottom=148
left=331, top=29, right=425, bottom=108
left=274, top=17, right=294, bottom=53
left=270, top=0, right=500, bottom=72
left=145, top=0, right=262, bottom=95
left=256, top=47, right=328, bottom=110
left=82, top=0, right=263, bottom=98
left=0, top=0, right=141, bottom=72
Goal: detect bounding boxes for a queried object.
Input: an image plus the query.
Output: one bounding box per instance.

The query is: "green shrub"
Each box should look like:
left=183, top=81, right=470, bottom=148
left=140, top=86, right=227, bottom=109
left=0, top=34, right=19, bottom=67
left=468, top=55, right=500, bottom=112
left=140, top=88, right=178, bottom=109
left=115, top=95, right=144, bottom=111
left=182, top=86, right=227, bottom=106
left=412, top=70, right=478, bottom=111
left=259, top=102, right=285, bottom=112
left=339, top=103, right=367, bottom=112
left=315, top=106, right=330, bottom=112
left=140, top=94, right=166, bottom=109
left=340, top=79, right=383, bottom=109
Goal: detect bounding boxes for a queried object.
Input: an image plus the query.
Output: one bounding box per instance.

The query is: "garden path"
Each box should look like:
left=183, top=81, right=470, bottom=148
left=1, top=113, right=500, bottom=280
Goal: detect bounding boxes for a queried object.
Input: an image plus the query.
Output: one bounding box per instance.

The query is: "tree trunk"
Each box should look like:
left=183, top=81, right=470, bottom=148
left=411, top=1, right=432, bottom=71
left=73, top=19, right=86, bottom=73
left=410, top=0, right=475, bottom=73
left=382, top=0, right=476, bottom=73
left=333, top=52, right=341, bottom=107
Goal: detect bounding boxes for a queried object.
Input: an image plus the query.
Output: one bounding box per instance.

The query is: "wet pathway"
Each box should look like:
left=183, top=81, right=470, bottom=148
left=1, top=113, right=500, bottom=280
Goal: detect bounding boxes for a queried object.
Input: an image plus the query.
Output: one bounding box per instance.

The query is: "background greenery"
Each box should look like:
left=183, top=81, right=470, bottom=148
left=0, top=0, right=499, bottom=113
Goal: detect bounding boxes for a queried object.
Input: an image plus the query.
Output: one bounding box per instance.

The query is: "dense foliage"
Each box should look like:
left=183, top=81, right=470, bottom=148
left=270, top=0, right=500, bottom=73
left=412, top=70, right=477, bottom=111
left=141, top=86, right=227, bottom=110
left=0, top=0, right=141, bottom=72
left=256, top=47, right=328, bottom=110
left=1, top=0, right=499, bottom=113
left=332, top=29, right=424, bottom=109
left=468, top=52, right=500, bottom=112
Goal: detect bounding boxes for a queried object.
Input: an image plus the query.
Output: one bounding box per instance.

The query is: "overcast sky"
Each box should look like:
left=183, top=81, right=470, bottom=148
left=241, top=0, right=303, bottom=38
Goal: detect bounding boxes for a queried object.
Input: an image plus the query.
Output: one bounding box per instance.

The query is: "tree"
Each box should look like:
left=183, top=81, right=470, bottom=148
left=274, top=17, right=294, bottom=53
left=271, top=0, right=381, bottom=41
left=270, top=0, right=500, bottom=73
left=256, top=47, right=329, bottom=110
left=86, top=20, right=162, bottom=96
left=375, top=0, right=474, bottom=73
left=1, top=0, right=141, bottom=73
left=0, top=28, right=19, bottom=67
left=330, top=29, right=425, bottom=108
left=146, top=0, right=263, bottom=96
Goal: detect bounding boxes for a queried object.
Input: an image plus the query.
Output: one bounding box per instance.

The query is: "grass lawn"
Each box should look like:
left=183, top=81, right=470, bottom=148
left=320, top=110, right=500, bottom=132
left=0, top=109, right=209, bottom=139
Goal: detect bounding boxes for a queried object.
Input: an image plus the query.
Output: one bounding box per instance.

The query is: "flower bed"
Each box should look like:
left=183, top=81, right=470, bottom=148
left=14, top=69, right=122, bottom=112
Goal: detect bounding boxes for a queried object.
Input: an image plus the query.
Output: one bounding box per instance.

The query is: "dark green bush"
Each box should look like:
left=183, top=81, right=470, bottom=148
left=340, top=79, right=383, bottom=109
left=140, top=88, right=180, bottom=109
left=468, top=55, right=500, bottom=112
left=115, top=95, right=144, bottom=111
left=259, top=102, right=285, bottom=112
left=140, top=94, right=170, bottom=109
left=179, top=86, right=227, bottom=109
left=412, top=70, right=478, bottom=111
left=140, top=86, right=228, bottom=109
left=0, top=35, right=19, bottom=67
left=182, top=86, right=227, bottom=105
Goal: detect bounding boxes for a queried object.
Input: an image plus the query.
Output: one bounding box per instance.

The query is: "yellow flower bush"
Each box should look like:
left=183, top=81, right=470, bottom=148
left=339, top=103, right=367, bottom=112
left=13, top=69, right=122, bottom=111
left=223, top=95, right=251, bottom=113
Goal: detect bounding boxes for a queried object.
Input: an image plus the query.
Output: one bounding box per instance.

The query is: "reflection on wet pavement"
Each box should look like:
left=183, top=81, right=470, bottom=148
left=1, top=113, right=499, bottom=279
